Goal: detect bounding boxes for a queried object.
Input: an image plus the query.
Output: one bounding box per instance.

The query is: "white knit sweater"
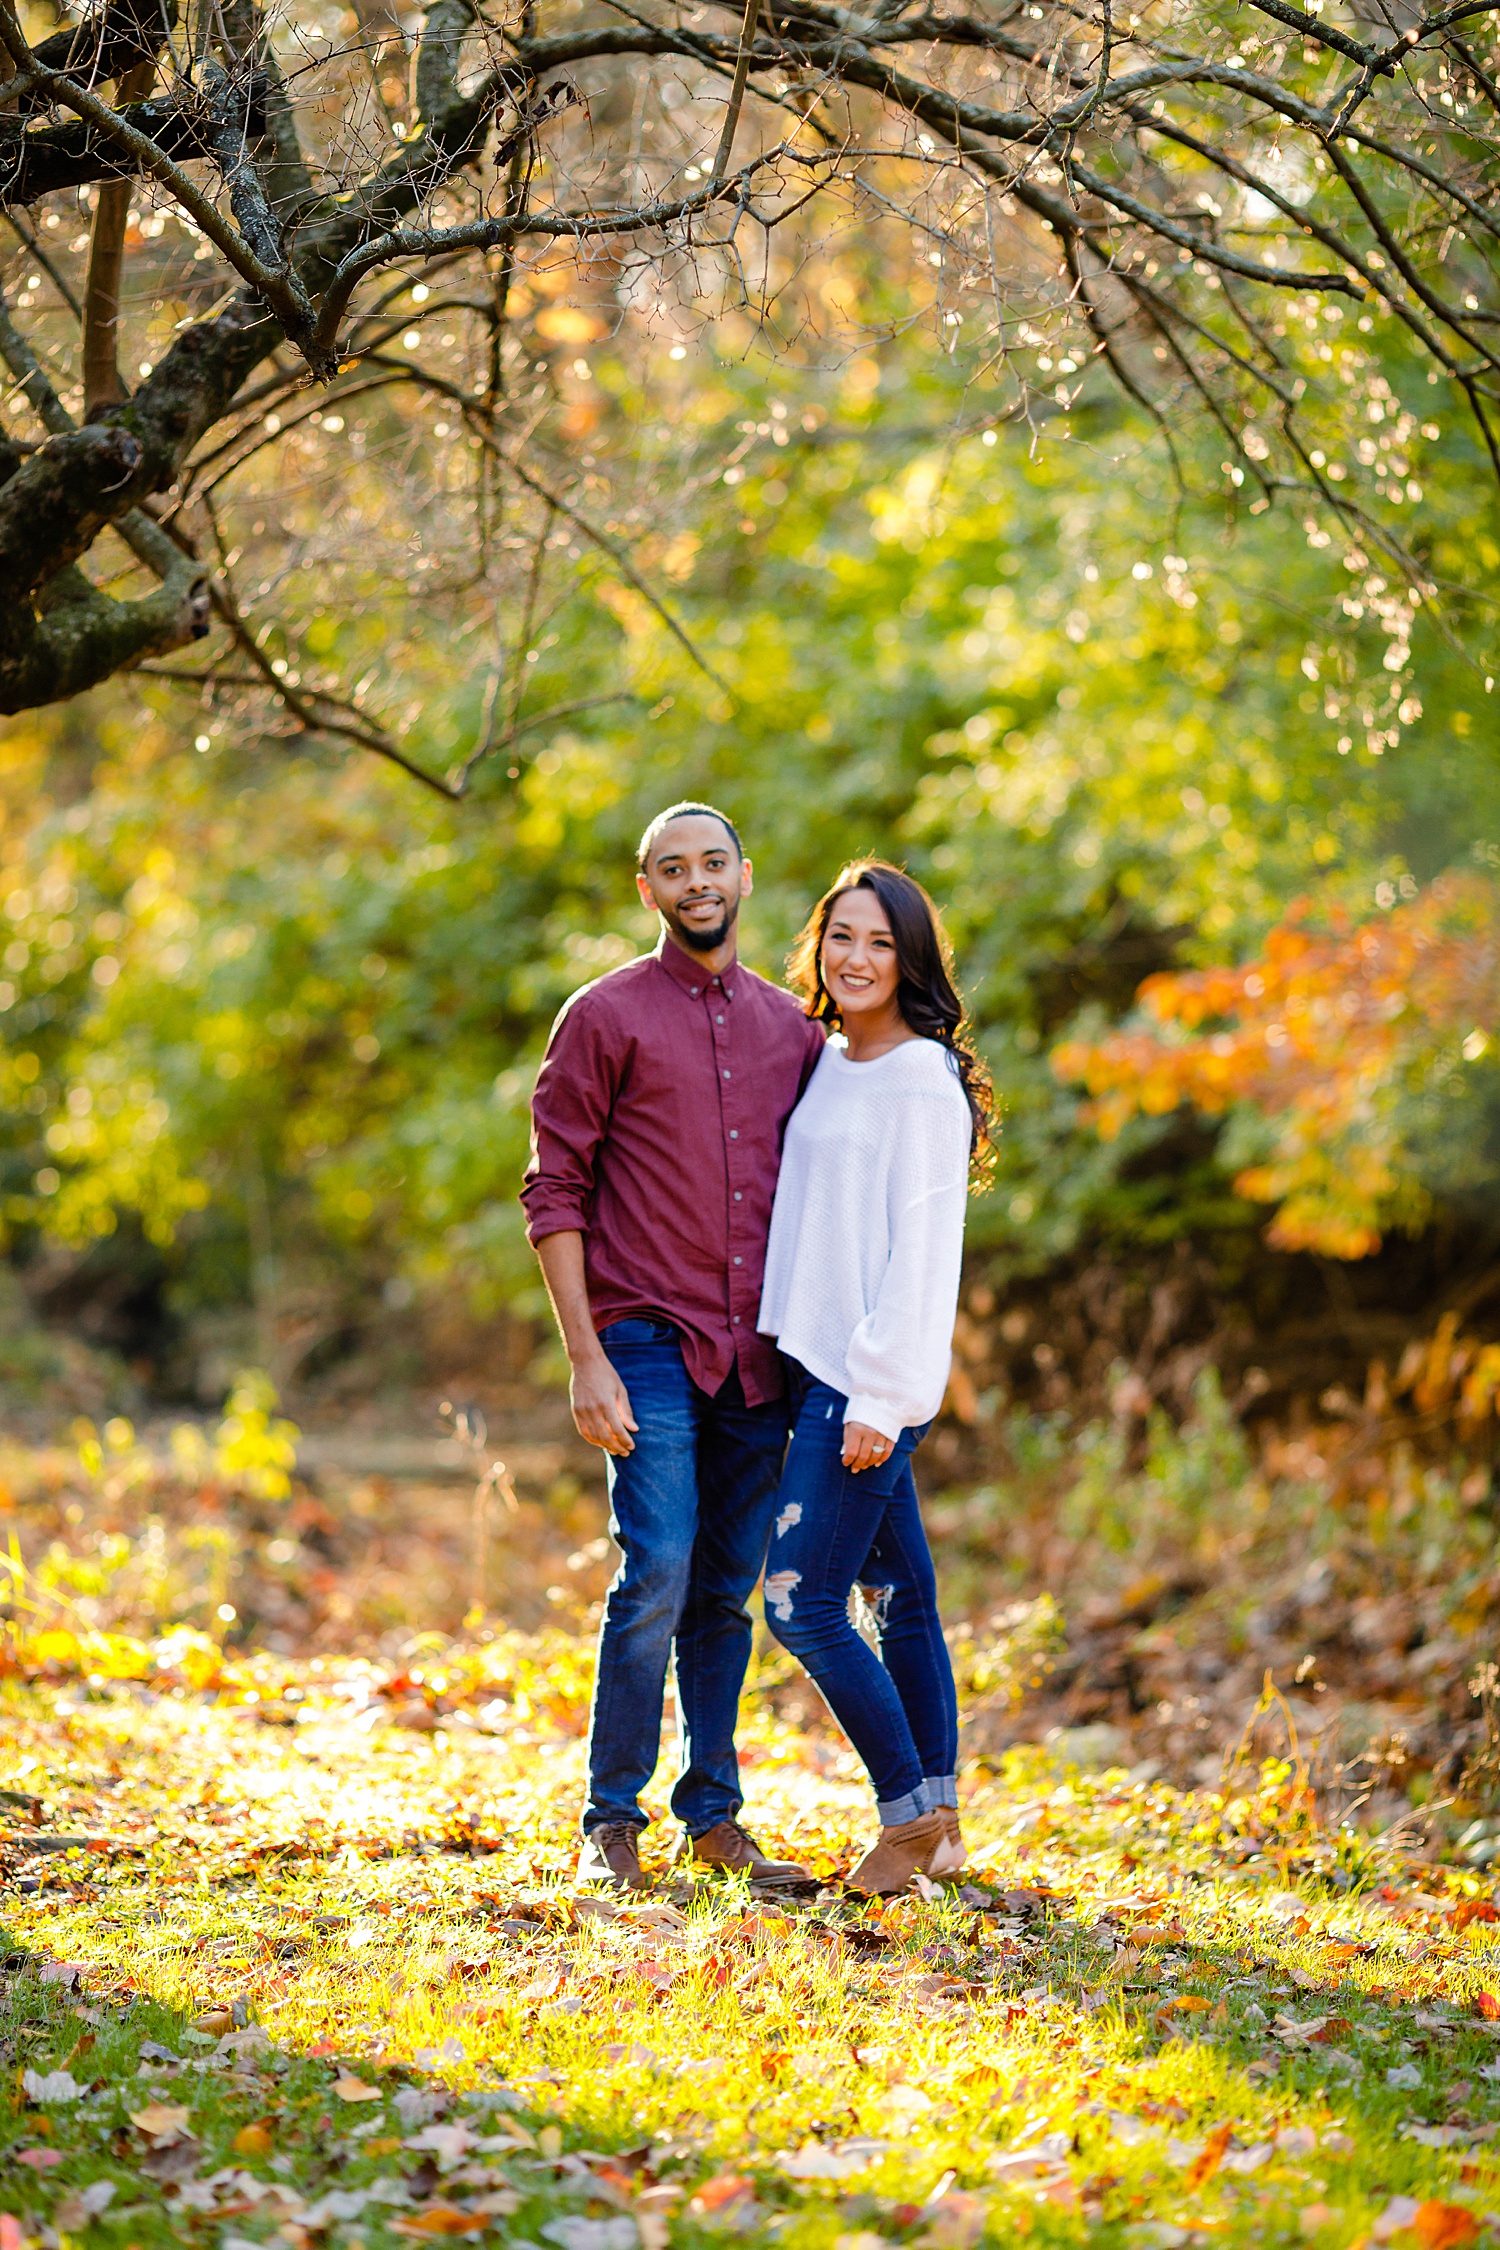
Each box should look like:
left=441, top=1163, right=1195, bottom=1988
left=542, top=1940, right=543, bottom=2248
left=758, top=1036, right=972, bottom=1441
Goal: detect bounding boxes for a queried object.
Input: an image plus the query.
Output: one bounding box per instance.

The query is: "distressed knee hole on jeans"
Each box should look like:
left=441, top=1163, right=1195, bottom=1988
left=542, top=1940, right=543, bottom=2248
left=854, top=1581, right=895, bottom=1633
left=764, top=1569, right=802, bottom=1622
left=774, top=1500, right=803, bottom=1538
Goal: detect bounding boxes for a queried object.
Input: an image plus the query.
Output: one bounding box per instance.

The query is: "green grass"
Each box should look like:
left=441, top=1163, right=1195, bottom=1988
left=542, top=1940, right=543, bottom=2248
left=3, top=1657, right=1500, bottom=2250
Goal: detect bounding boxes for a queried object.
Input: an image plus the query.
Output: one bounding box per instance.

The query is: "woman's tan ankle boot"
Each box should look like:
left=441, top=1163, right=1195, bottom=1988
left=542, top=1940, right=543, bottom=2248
left=847, top=1809, right=947, bottom=1897
left=928, top=1807, right=967, bottom=1877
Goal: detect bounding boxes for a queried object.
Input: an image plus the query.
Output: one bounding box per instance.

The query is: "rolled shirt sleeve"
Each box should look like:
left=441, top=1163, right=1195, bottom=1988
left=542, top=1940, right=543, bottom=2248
left=520, top=993, right=622, bottom=1245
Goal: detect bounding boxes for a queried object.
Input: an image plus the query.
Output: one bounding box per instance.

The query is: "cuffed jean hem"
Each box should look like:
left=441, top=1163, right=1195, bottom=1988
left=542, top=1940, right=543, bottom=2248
left=924, top=1774, right=958, bottom=1810
left=876, top=1783, right=931, bottom=1826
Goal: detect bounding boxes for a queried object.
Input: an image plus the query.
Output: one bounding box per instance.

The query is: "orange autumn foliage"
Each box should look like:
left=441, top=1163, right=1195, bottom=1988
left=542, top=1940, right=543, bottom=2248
left=1052, top=873, right=1500, bottom=1259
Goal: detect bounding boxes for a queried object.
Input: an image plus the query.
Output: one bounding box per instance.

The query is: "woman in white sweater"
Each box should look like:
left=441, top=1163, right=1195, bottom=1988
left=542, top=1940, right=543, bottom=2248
left=758, top=860, right=992, bottom=1896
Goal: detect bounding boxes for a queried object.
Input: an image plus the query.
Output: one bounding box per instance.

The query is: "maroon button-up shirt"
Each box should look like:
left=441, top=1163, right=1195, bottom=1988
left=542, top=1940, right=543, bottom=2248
left=521, top=934, right=826, bottom=1404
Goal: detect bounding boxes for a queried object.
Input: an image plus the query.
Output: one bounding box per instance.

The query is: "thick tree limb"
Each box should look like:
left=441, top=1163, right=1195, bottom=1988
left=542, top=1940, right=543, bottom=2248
left=0, top=96, right=232, bottom=207
left=0, top=0, right=1498, bottom=735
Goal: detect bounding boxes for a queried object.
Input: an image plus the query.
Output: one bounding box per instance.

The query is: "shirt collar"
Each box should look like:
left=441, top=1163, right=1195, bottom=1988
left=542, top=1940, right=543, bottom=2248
left=654, top=932, right=738, bottom=999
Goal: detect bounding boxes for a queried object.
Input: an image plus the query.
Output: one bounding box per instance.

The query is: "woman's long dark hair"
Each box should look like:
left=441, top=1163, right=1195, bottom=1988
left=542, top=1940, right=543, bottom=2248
left=787, top=859, right=996, bottom=1188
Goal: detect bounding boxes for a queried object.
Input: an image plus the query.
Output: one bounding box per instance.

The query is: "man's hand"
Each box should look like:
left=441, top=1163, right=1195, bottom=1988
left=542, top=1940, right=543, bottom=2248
left=842, top=1421, right=894, bottom=1474
left=535, top=1234, right=637, bottom=1456
left=570, top=1348, right=638, bottom=1456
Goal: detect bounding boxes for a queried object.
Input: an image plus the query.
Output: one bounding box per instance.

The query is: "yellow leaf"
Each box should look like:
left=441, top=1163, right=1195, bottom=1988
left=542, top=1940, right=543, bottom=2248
left=333, top=2074, right=383, bottom=2103
left=365, top=2134, right=403, bottom=2157
left=233, top=2122, right=273, bottom=2157
left=192, top=2009, right=234, bottom=2036
left=129, top=2104, right=191, bottom=2141
left=33, top=1629, right=80, bottom=1666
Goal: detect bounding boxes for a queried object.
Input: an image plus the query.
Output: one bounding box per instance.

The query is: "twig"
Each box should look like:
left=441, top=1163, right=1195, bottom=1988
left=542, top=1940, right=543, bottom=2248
left=468, top=420, right=736, bottom=704
left=711, top=0, right=765, bottom=182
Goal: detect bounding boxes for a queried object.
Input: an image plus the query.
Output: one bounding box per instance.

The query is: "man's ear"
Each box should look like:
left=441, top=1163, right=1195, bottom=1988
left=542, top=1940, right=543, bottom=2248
left=636, top=870, right=658, bottom=913
left=739, top=856, right=754, bottom=898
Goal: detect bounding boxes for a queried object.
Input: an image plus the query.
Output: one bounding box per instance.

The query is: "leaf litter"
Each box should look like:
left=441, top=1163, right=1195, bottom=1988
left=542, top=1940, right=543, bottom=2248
left=3, top=1654, right=1500, bottom=2248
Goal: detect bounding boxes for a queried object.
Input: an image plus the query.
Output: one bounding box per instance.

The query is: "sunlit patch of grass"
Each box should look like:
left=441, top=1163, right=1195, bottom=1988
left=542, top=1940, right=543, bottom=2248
left=4, top=1672, right=1500, bottom=2249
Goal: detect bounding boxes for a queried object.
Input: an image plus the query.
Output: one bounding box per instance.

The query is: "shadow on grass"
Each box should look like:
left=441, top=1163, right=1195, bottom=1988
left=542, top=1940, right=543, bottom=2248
left=3, top=1883, right=1498, bottom=2250
left=0, top=1913, right=551, bottom=2249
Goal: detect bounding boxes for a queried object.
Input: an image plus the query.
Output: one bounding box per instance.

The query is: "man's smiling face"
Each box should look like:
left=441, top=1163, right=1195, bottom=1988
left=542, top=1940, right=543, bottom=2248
left=636, top=814, right=753, bottom=954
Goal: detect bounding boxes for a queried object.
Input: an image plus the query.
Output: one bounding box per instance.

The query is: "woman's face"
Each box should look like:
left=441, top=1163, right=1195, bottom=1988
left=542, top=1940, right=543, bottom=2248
left=820, top=888, right=901, bottom=1020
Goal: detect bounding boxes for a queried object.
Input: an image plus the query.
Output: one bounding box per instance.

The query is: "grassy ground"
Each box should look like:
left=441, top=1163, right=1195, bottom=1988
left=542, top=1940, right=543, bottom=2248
left=4, top=1642, right=1500, bottom=2250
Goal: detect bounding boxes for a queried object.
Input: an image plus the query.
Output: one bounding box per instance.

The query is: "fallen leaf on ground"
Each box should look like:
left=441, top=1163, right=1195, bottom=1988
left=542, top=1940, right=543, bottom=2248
left=140, top=2138, right=203, bottom=2185
left=1299, top=2204, right=1339, bottom=2234
left=233, top=2121, right=274, bottom=2156
left=690, top=2175, right=753, bottom=2212
left=1411, top=2204, right=1480, bottom=2249
left=1184, top=2124, right=1233, bottom=2189
left=776, top=2142, right=885, bottom=2179
left=1475, top=1993, right=1500, bottom=2022
left=1274, top=2013, right=1330, bottom=2044
left=192, top=2007, right=235, bottom=2034
left=541, top=2221, right=641, bottom=2250
left=989, top=2133, right=1073, bottom=2180
left=129, top=2103, right=192, bottom=2142
left=53, top=2185, right=115, bottom=2228
left=333, top=2074, right=383, bottom=2103
left=1374, top=2199, right=1424, bottom=2241
left=391, top=2210, right=489, bottom=2238
left=406, top=2124, right=474, bottom=2170
left=923, top=2190, right=990, bottom=2245
left=21, top=2068, right=80, bottom=2102
left=15, top=2148, right=64, bottom=2170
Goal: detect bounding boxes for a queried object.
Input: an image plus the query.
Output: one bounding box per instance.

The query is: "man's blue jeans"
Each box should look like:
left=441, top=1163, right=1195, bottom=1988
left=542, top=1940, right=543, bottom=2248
left=763, top=1363, right=958, bottom=1824
left=583, top=1318, right=789, bottom=1838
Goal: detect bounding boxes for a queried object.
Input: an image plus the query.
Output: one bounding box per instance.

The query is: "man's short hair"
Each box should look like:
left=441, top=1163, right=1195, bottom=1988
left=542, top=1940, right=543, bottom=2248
left=636, top=801, right=743, bottom=873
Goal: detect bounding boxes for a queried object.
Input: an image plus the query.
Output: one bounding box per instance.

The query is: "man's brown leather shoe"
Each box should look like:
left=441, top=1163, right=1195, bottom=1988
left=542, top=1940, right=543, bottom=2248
left=684, top=1818, right=809, bottom=1886
left=577, top=1820, right=648, bottom=1891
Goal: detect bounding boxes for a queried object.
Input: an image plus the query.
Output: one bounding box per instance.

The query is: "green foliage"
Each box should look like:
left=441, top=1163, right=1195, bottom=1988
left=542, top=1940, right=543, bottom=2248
left=1060, top=1369, right=1254, bottom=1555
left=1, top=313, right=1498, bottom=1316
left=207, top=1373, right=300, bottom=1503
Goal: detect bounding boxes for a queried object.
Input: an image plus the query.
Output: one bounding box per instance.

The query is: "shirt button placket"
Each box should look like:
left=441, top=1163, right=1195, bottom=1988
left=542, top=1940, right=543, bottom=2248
left=712, top=976, right=745, bottom=1370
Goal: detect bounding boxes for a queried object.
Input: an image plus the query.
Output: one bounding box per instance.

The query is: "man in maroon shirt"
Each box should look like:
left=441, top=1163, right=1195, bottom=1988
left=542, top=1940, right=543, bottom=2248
left=522, top=803, right=825, bottom=1890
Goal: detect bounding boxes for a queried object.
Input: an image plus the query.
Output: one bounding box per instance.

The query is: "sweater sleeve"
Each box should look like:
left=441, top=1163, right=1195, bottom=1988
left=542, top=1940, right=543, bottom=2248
left=842, top=1074, right=972, bottom=1441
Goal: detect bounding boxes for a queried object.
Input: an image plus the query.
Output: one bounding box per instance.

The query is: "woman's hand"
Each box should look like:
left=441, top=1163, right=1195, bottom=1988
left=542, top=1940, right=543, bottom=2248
left=842, top=1421, right=895, bottom=1473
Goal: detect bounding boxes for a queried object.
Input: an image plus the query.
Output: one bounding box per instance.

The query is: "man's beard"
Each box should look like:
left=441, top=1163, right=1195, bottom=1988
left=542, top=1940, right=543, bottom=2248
left=669, top=896, right=738, bottom=952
